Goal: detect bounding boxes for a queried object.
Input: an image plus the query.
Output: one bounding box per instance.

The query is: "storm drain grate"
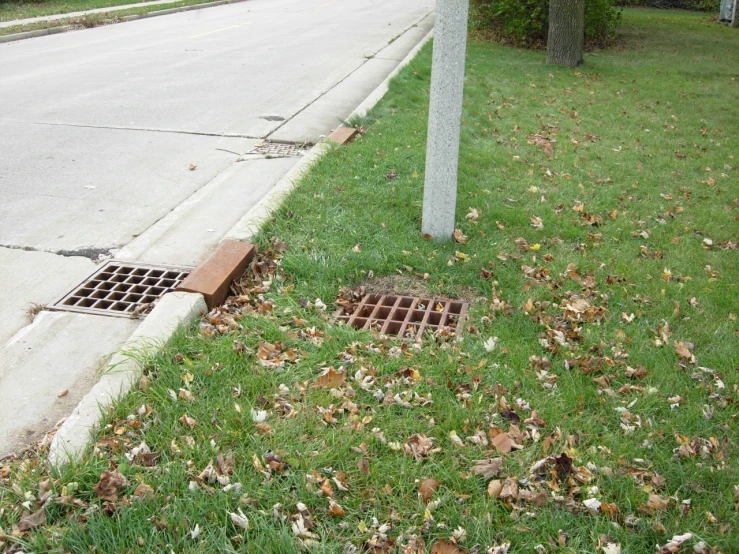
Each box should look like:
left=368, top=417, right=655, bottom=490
left=336, top=294, right=468, bottom=340
left=248, top=142, right=307, bottom=158
left=48, top=261, right=192, bottom=318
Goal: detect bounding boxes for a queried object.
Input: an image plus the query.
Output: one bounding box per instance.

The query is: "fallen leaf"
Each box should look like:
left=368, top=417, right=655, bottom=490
left=638, top=494, right=670, bottom=515
left=431, top=539, right=462, bottom=554
left=656, top=532, right=693, bottom=553
left=453, top=229, right=468, bottom=244
left=470, top=458, right=503, bottom=480
left=418, top=478, right=440, bottom=504
left=328, top=499, right=345, bottom=516
left=358, top=457, right=370, bottom=475
left=179, top=414, right=197, bottom=429
left=674, top=341, right=695, bottom=363
left=530, top=216, right=544, bottom=230
left=313, top=367, right=345, bottom=389
left=483, top=337, right=498, bottom=352
left=93, top=470, right=127, bottom=502
left=228, top=508, right=250, bottom=530
left=487, top=479, right=503, bottom=498
left=133, top=483, right=154, bottom=500
left=18, top=509, right=46, bottom=531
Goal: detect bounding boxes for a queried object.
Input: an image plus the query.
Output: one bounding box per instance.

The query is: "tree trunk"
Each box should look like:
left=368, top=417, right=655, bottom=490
left=732, top=0, right=739, bottom=27
left=547, top=0, right=585, bottom=67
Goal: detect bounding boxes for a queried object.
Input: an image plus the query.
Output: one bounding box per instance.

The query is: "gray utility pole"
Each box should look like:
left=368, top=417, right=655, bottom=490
left=422, top=0, right=470, bottom=240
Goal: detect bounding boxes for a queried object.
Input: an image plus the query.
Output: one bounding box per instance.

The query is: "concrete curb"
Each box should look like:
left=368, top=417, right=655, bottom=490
left=347, top=28, right=434, bottom=122
left=48, top=292, right=206, bottom=468
left=224, top=143, right=333, bottom=243
left=45, top=21, right=434, bottom=467
left=0, top=0, right=246, bottom=45
left=0, top=25, right=71, bottom=44
left=224, top=26, right=435, bottom=244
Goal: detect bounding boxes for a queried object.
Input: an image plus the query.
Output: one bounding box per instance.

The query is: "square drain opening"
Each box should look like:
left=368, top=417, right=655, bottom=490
left=48, top=261, right=192, bottom=318
left=247, top=142, right=308, bottom=158
left=336, top=294, right=468, bottom=340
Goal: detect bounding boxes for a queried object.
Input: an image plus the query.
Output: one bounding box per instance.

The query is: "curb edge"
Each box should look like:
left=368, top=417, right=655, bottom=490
left=0, top=0, right=247, bottom=44
left=48, top=291, right=207, bottom=468
left=223, top=25, right=435, bottom=244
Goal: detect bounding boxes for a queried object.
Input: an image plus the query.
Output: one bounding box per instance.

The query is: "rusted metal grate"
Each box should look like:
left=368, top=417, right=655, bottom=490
left=248, top=142, right=307, bottom=158
left=48, top=261, right=192, bottom=318
left=336, top=294, right=468, bottom=340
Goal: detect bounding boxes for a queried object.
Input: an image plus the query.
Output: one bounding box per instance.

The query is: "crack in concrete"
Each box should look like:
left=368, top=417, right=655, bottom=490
left=0, top=244, right=118, bottom=261
left=265, top=11, right=434, bottom=139
left=32, top=122, right=265, bottom=140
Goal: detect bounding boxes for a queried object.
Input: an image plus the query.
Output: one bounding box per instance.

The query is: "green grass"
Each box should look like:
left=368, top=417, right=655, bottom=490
left=0, top=0, right=231, bottom=36
left=1, top=0, right=177, bottom=21
left=1, top=8, right=738, bottom=554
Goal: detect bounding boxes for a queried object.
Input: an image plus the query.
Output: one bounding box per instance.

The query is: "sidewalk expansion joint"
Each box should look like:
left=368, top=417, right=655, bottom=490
left=33, top=121, right=264, bottom=140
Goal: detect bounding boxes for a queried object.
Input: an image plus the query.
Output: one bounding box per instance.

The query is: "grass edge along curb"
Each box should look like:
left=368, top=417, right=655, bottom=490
left=223, top=27, right=436, bottom=244
left=48, top=292, right=206, bottom=468
left=0, top=0, right=247, bottom=43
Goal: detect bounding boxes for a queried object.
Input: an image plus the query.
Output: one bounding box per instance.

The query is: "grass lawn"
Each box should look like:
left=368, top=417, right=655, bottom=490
left=1, top=8, right=738, bottom=554
left=0, top=0, right=231, bottom=37
left=0, top=0, right=176, bottom=22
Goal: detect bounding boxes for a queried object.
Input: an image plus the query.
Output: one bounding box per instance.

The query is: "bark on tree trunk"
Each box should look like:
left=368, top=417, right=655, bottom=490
left=547, top=0, right=586, bottom=67
left=732, top=0, right=739, bottom=27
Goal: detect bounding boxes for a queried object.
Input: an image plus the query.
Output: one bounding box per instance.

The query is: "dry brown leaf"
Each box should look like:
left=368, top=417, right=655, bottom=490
left=358, top=457, right=370, bottom=475
left=470, top=458, right=503, bottom=480
left=133, top=483, right=154, bottom=500
left=430, top=539, right=462, bottom=554
left=487, top=479, right=503, bottom=498
left=404, top=434, right=437, bottom=461
left=93, top=470, right=127, bottom=502
left=418, top=478, right=440, bottom=504
left=453, top=229, right=468, bottom=244
left=179, top=414, right=197, bottom=429
left=313, top=367, right=345, bottom=389
left=491, top=433, right=514, bottom=453
left=18, top=509, right=46, bottom=532
left=674, top=341, right=695, bottom=363
left=328, top=499, right=345, bottom=517
left=500, top=477, right=519, bottom=500
left=638, top=494, right=670, bottom=515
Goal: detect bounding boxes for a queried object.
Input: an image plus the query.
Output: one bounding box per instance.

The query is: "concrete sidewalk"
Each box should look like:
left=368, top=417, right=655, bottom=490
left=0, top=0, right=198, bottom=29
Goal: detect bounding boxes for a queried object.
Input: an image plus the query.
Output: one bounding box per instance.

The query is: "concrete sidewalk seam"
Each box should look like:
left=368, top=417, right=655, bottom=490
left=48, top=292, right=206, bottom=468
left=33, top=121, right=263, bottom=140
left=265, top=11, right=434, bottom=142
left=0, top=0, right=248, bottom=45
left=225, top=24, right=435, bottom=244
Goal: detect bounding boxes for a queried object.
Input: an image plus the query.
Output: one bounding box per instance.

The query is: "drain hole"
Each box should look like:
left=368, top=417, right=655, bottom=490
left=48, top=261, right=192, bottom=318
left=336, top=294, right=469, bottom=340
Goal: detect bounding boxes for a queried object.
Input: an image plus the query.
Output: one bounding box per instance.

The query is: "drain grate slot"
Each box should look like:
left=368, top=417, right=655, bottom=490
left=247, top=142, right=307, bottom=158
left=48, top=261, right=192, bottom=318
left=336, top=294, right=468, bottom=340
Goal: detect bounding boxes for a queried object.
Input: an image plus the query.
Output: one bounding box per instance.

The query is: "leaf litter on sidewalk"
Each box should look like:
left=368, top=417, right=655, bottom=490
left=1, top=8, right=738, bottom=553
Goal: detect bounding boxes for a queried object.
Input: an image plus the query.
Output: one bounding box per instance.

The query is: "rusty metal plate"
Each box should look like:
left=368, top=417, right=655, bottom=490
left=336, top=294, right=468, bottom=340
left=248, top=142, right=307, bottom=158
left=48, top=261, right=192, bottom=318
